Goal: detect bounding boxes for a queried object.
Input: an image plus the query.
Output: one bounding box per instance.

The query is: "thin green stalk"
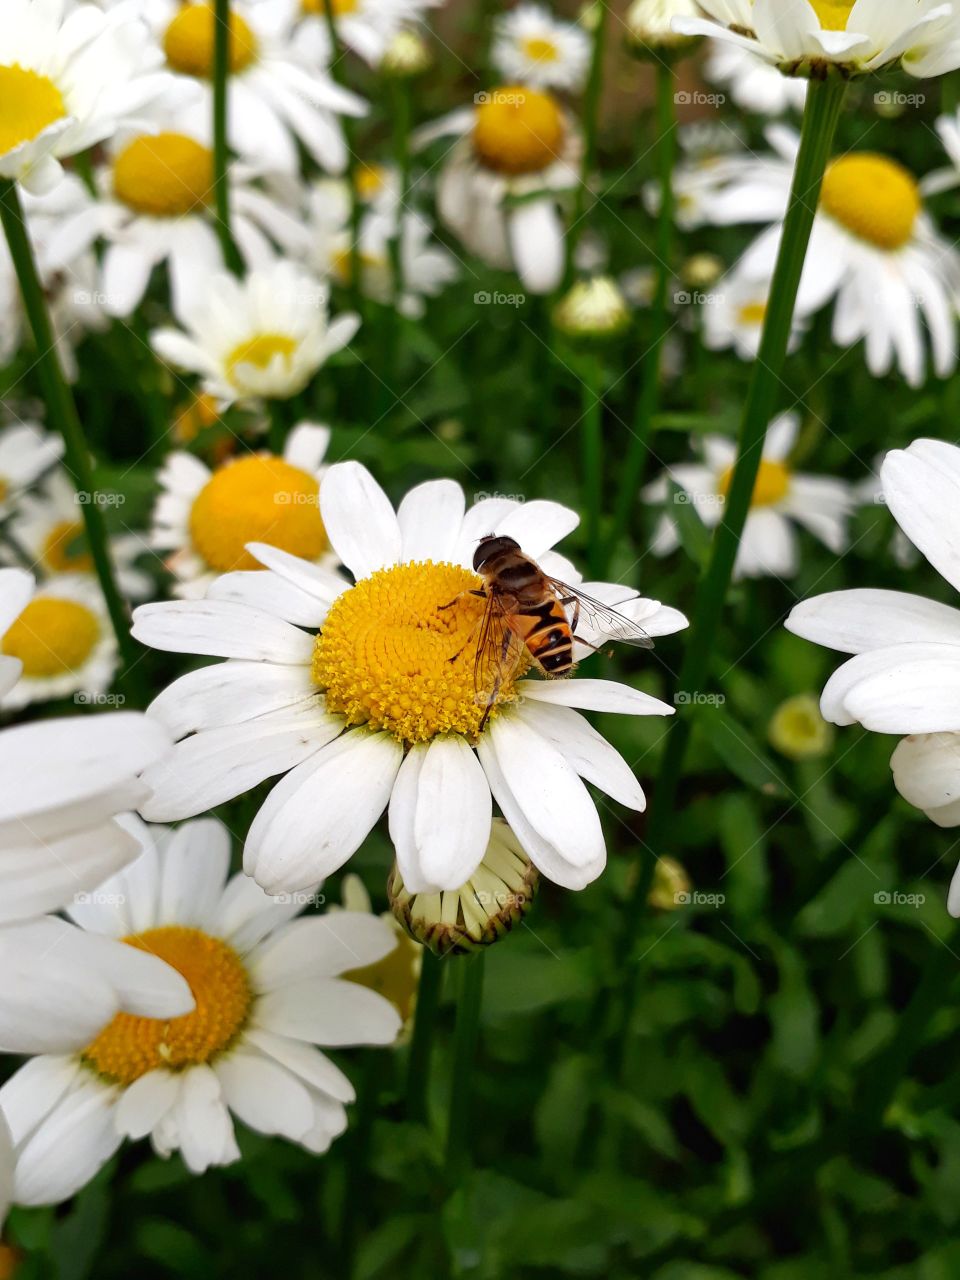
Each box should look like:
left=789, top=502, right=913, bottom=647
left=602, top=61, right=676, bottom=572
left=405, top=949, right=444, bottom=1123
left=213, top=0, right=243, bottom=275
left=444, top=954, right=485, bottom=1183
left=389, top=76, right=412, bottom=308
left=322, top=0, right=362, bottom=314
left=0, top=178, right=142, bottom=699
left=639, top=74, right=848, bottom=869
left=567, top=1, right=609, bottom=276
left=581, top=356, right=604, bottom=575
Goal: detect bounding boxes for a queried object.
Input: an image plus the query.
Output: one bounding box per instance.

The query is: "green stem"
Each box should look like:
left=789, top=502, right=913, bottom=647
left=213, top=0, right=243, bottom=275
left=581, top=356, right=604, bottom=576
left=567, top=2, right=608, bottom=276
left=322, top=0, right=362, bottom=314
left=444, top=954, right=485, bottom=1183
left=389, top=76, right=412, bottom=309
left=405, top=949, right=444, bottom=1123
left=602, top=61, right=676, bottom=572
left=640, top=73, right=848, bottom=864
left=0, top=178, right=143, bottom=700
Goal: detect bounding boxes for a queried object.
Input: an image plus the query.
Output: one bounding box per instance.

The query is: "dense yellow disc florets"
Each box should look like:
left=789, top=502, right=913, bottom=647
left=164, top=3, right=258, bottom=77
left=189, top=453, right=326, bottom=573
left=0, top=65, right=67, bottom=156
left=808, top=0, right=855, bottom=30
left=2, top=597, right=100, bottom=677
left=472, top=85, right=565, bottom=176
left=313, top=561, right=523, bottom=744
left=83, top=927, right=252, bottom=1086
left=41, top=519, right=93, bottom=573
left=718, top=459, right=791, bottom=508
left=820, top=154, right=921, bottom=251
left=113, top=132, right=213, bottom=217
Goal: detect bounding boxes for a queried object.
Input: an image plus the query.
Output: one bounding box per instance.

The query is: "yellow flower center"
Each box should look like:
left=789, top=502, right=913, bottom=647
left=112, top=132, right=213, bottom=218
left=472, top=85, right=565, bottom=176
left=312, top=561, right=524, bottom=744
left=189, top=453, right=326, bottom=573
left=163, top=3, right=258, bottom=77
left=344, top=929, right=419, bottom=1026
left=2, top=597, right=100, bottom=678
left=303, top=0, right=358, bottom=13
left=355, top=163, right=386, bottom=200
left=820, top=154, right=921, bottom=251
left=0, top=65, right=67, bottom=157
left=522, top=36, right=560, bottom=62
left=40, top=518, right=93, bottom=573
left=808, top=0, right=855, bottom=30
left=718, top=459, right=791, bottom=508
left=226, top=332, right=299, bottom=385
left=83, top=926, right=251, bottom=1086
left=736, top=301, right=767, bottom=327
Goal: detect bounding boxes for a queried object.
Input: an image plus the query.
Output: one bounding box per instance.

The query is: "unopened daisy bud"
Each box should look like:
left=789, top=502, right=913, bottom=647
left=389, top=820, right=539, bottom=956
left=552, top=277, right=630, bottom=342
left=681, top=253, right=724, bottom=291
left=578, top=2, right=603, bottom=35
left=382, top=28, right=432, bottom=77
left=625, top=0, right=701, bottom=58
left=648, top=856, right=691, bottom=911
left=769, top=693, right=834, bottom=761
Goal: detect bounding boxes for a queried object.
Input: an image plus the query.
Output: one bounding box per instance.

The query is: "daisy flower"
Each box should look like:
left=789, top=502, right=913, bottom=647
left=0, top=574, right=118, bottom=710
left=625, top=0, right=701, bottom=55
left=150, top=261, right=360, bottom=407
left=490, top=4, right=591, bottom=92
left=420, top=87, right=582, bottom=294
left=0, top=0, right=180, bottom=194
left=677, top=126, right=960, bottom=388
left=3, top=469, right=151, bottom=598
left=32, top=116, right=309, bottom=321
left=674, top=0, right=960, bottom=80
left=0, top=816, right=401, bottom=1203
left=132, top=462, right=687, bottom=895
left=0, top=708, right=195, bottom=1052
left=297, top=0, right=440, bottom=69
left=702, top=265, right=809, bottom=361
left=0, top=421, right=63, bottom=520
left=646, top=412, right=855, bottom=580
left=302, top=179, right=458, bottom=319
left=130, top=0, right=368, bottom=175
left=786, top=439, right=960, bottom=914
left=150, top=422, right=335, bottom=599
left=704, top=40, right=807, bottom=116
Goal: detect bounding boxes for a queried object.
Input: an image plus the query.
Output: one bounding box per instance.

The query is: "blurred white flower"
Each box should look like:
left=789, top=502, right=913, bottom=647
left=0, top=422, right=62, bottom=520
left=491, top=4, right=591, bottom=92
left=704, top=40, right=807, bottom=116
left=297, top=0, right=440, bottom=68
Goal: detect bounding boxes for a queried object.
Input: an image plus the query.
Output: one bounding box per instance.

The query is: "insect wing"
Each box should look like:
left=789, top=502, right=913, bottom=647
left=550, top=580, right=656, bottom=649
left=474, top=592, right=525, bottom=710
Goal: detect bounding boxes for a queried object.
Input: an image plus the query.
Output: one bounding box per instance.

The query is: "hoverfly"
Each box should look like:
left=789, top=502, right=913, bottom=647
left=457, top=535, right=655, bottom=731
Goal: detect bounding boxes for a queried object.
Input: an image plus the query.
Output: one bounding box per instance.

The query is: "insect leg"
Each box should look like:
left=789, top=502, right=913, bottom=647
left=439, top=589, right=487, bottom=611
left=478, top=625, right=514, bottom=733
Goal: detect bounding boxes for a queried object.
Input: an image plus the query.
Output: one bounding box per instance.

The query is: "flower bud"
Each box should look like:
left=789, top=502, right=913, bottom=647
left=768, top=693, right=834, bottom=761
left=625, top=0, right=700, bottom=58
left=552, top=276, right=630, bottom=342
left=389, top=819, right=539, bottom=956
left=648, top=856, right=691, bottom=911
left=381, top=28, right=432, bottom=77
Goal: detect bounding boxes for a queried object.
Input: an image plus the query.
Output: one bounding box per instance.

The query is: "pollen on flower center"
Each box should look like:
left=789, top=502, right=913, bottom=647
left=472, top=85, right=565, bottom=176
left=41, top=518, right=93, bottom=573
left=718, top=459, right=790, bottom=508
left=808, top=0, right=855, bottom=30
left=82, top=926, right=252, bottom=1086
left=2, top=597, right=100, bottom=677
left=112, top=132, right=214, bottom=218
left=227, top=333, right=298, bottom=382
left=0, top=65, right=67, bottom=156
left=312, top=561, right=525, bottom=744
left=163, top=3, right=258, bottom=77
left=522, top=36, right=560, bottom=62
left=737, top=301, right=767, bottom=327
left=189, top=453, right=327, bottom=573
left=820, top=154, right=921, bottom=251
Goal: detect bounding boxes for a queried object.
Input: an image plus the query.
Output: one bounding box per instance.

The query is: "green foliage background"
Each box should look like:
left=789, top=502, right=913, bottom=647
left=5, top=17, right=960, bottom=1280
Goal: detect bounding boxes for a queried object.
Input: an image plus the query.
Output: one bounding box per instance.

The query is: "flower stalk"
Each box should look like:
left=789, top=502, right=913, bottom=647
left=213, top=0, right=244, bottom=275
left=322, top=0, right=362, bottom=313
left=602, top=61, right=677, bottom=571
left=405, top=948, right=443, bottom=1122
left=567, top=0, right=609, bottom=276
left=444, top=953, right=485, bottom=1182
left=0, top=177, right=144, bottom=699
left=581, top=355, right=604, bottom=575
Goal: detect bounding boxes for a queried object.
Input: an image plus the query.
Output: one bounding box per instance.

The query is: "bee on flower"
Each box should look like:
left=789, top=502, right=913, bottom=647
left=132, top=463, right=687, bottom=897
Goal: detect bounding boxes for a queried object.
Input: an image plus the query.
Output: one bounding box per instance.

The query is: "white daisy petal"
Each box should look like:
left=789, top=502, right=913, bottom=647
left=319, top=462, right=402, bottom=580
left=254, top=978, right=402, bottom=1046
left=132, top=601, right=315, bottom=664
